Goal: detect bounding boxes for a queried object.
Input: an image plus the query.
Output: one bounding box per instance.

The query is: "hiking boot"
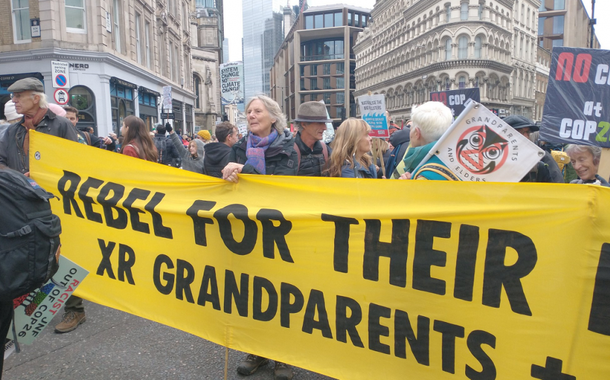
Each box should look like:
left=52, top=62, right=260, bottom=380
left=274, top=361, right=293, bottom=380
left=237, top=354, right=269, bottom=376
left=54, top=311, right=86, bottom=333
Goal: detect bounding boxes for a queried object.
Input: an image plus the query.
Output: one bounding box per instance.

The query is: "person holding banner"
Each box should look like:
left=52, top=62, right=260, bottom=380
left=120, top=116, right=158, bottom=162
left=395, top=101, right=457, bottom=180
left=328, top=118, right=377, bottom=178
left=222, top=95, right=298, bottom=183
left=221, top=95, right=297, bottom=379
left=565, top=145, right=609, bottom=186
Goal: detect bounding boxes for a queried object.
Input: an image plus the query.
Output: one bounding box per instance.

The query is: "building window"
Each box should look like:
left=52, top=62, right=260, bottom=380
left=445, top=38, right=452, bottom=60
left=538, top=17, right=545, bottom=35
left=552, top=38, right=563, bottom=47
left=362, top=15, right=368, bottom=27
left=323, top=63, right=331, bottom=75
left=336, top=62, right=344, bottom=74
left=461, top=3, right=468, bottom=20
left=174, top=44, right=180, bottom=83
left=474, top=36, right=482, bottom=58
left=324, top=93, right=331, bottom=105
left=194, top=75, right=200, bottom=108
left=478, top=4, right=483, bottom=20
left=135, top=13, right=142, bottom=64
left=113, top=0, right=121, bottom=52
left=348, top=12, right=353, bottom=26
left=12, top=0, right=31, bottom=42
left=445, top=4, right=451, bottom=22
left=315, top=14, right=323, bottom=29
left=458, top=36, right=468, bottom=58
left=459, top=76, right=466, bottom=89
left=552, top=15, right=564, bottom=34
left=554, top=0, right=564, bottom=10
left=66, top=0, right=86, bottom=32
left=306, top=15, right=313, bottom=29
left=323, top=77, right=330, bottom=89
left=337, top=92, right=345, bottom=105
left=336, top=77, right=344, bottom=89
left=169, top=42, right=173, bottom=80
left=310, top=78, right=318, bottom=90
left=335, top=12, right=342, bottom=26
left=325, top=13, right=333, bottom=27
left=111, top=82, right=135, bottom=136
left=444, top=77, right=451, bottom=90
left=145, top=21, right=151, bottom=68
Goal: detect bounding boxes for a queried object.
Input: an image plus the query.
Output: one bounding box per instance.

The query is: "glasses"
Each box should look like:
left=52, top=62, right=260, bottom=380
left=10, top=93, right=32, bottom=100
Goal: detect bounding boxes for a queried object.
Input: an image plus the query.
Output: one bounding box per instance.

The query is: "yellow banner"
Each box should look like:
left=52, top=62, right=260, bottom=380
left=30, top=130, right=610, bottom=379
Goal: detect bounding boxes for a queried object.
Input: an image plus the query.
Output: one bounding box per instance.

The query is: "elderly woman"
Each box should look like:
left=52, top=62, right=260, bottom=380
left=328, top=118, right=377, bottom=178
left=222, top=95, right=298, bottom=183
left=565, top=144, right=609, bottom=186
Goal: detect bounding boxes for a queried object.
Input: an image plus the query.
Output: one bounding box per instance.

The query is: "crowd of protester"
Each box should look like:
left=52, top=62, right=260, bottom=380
left=1, top=76, right=609, bottom=380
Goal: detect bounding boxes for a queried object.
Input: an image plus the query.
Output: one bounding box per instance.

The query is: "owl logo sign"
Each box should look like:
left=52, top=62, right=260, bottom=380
left=456, top=125, right=509, bottom=175
left=429, top=100, right=545, bottom=182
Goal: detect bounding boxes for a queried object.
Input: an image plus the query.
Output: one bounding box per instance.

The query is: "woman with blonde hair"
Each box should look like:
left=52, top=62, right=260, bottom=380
left=328, top=118, right=376, bottom=178
left=120, top=115, right=158, bottom=162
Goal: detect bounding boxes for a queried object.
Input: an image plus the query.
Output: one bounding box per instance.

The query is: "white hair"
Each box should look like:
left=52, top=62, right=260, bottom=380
left=566, top=144, right=602, bottom=165
left=411, top=101, right=453, bottom=143
left=32, top=92, right=49, bottom=108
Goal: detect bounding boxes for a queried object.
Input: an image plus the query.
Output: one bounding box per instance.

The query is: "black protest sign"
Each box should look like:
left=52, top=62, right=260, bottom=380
left=430, top=88, right=480, bottom=118
left=540, top=47, right=610, bottom=147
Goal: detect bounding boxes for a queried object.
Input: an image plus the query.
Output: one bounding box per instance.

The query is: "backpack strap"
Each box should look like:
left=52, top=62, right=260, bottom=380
left=84, top=131, right=91, bottom=145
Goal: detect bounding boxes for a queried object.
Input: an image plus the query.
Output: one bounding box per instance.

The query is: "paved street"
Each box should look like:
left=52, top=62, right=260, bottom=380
left=3, top=301, right=335, bottom=380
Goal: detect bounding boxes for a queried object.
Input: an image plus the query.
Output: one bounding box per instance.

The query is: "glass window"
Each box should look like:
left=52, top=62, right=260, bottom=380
left=337, top=92, right=345, bottom=105
left=66, top=0, right=86, bottom=31
left=69, top=86, right=94, bottom=110
left=552, top=15, right=564, bottom=34
left=135, top=13, right=141, bottom=63
left=474, top=36, right=482, bottom=58
left=458, top=36, right=468, bottom=58
left=306, top=15, right=313, bottom=29
left=315, top=14, right=323, bottom=29
left=336, top=62, right=344, bottom=74
left=445, top=5, right=451, bottom=22
left=310, top=78, right=318, bottom=90
left=12, top=0, right=31, bottom=42
left=145, top=21, right=151, bottom=68
left=336, top=40, right=344, bottom=58
left=348, top=12, right=353, bottom=26
left=478, top=4, right=483, bottom=20
left=335, top=12, right=342, bottom=26
left=336, top=77, right=344, bottom=89
left=552, top=38, right=563, bottom=47
left=324, top=93, right=331, bottom=104
left=325, top=13, right=333, bottom=27
left=459, top=76, right=466, bottom=89
left=461, top=3, right=468, bottom=20
left=538, top=17, right=545, bottom=35
left=324, top=41, right=334, bottom=57
left=354, top=13, right=360, bottom=27
left=113, top=0, right=121, bottom=52
left=311, top=64, right=317, bottom=75
left=323, top=63, right=331, bottom=75
left=445, top=38, right=452, bottom=60
left=323, top=77, right=330, bottom=89
left=554, top=0, right=565, bottom=10
left=362, top=15, right=367, bottom=27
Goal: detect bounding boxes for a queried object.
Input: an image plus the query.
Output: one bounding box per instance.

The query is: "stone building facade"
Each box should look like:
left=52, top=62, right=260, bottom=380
left=353, top=0, right=540, bottom=123
left=0, top=0, right=222, bottom=136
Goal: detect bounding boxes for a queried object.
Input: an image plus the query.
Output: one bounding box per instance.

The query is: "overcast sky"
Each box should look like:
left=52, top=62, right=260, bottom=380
left=223, top=0, right=609, bottom=62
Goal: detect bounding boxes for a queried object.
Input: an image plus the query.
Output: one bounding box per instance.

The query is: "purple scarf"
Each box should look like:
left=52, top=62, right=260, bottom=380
left=245, top=130, right=278, bottom=174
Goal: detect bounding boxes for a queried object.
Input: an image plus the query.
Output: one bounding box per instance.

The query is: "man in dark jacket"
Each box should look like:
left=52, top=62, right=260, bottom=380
left=203, top=122, right=238, bottom=178
left=386, top=122, right=411, bottom=178
left=503, top=115, right=563, bottom=183
left=64, top=106, right=116, bottom=150
left=293, top=101, right=331, bottom=176
left=154, top=123, right=180, bottom=166
left=0, top=77, right=78, bottom=175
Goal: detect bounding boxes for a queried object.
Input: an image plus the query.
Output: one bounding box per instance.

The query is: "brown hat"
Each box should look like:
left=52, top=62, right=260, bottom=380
left=294, top=101, right=332, bottom=123
left=8, top=78, right=44, bottom=93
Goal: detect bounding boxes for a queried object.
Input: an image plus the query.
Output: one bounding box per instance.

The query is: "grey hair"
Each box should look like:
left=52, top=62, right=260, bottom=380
left=32, top=92, right=48, bottom=108
left=246, top=95, right=287, bottom=134
left=411, top=101, right=453, bottom=143
left=566, top=144, right=602, bottom=165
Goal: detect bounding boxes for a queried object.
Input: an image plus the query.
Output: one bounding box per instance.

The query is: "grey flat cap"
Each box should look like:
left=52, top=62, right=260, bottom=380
left=8, top=78, right=44, bottom=93
left=294, top=101, right=332, bottom=123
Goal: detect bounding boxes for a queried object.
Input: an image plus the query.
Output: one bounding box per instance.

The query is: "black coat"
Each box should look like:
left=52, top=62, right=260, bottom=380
left=295, top=132, right=329, bottom=177
left=228, top=130, right=298, bottom=176
left=204, top=142, right=232, bottom=178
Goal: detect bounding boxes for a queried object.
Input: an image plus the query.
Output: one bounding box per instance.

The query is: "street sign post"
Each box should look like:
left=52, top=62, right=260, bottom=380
left=51, top=61, right=70, bottom=89
left=53, top=88, right=69, bottom=105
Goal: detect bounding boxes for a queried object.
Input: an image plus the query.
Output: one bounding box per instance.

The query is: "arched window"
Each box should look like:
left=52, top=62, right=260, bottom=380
left=474, top=36, right=482, bottom=58
left=478, top=4, right=483, bottom=20
left=458, top=36, right=468, bottom=58
left=445, top=4, right=451, bottom=22
left=445, top=38, right=452, bottom=60
left=461, top=3, right=468, bottom=20
left=193, top=75, right=201, bottom=109
left=459, top=75, right=467, bottom=89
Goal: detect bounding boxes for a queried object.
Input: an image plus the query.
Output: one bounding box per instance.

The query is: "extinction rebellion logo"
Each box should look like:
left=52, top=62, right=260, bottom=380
left=456, top=125, right=509, bottom=174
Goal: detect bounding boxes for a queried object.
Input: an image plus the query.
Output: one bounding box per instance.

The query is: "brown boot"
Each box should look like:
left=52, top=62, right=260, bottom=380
left=237, top=354, right=269, bottom=375
left=54, top=311, right=86, bottom=333
left=274, top=361, right=293, bottom=380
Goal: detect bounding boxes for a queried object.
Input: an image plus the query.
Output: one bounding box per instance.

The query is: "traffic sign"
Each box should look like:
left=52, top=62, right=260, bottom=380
left=51, top=61, right=70, bottom=88
left=54, top=88, right=69, bottom=105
